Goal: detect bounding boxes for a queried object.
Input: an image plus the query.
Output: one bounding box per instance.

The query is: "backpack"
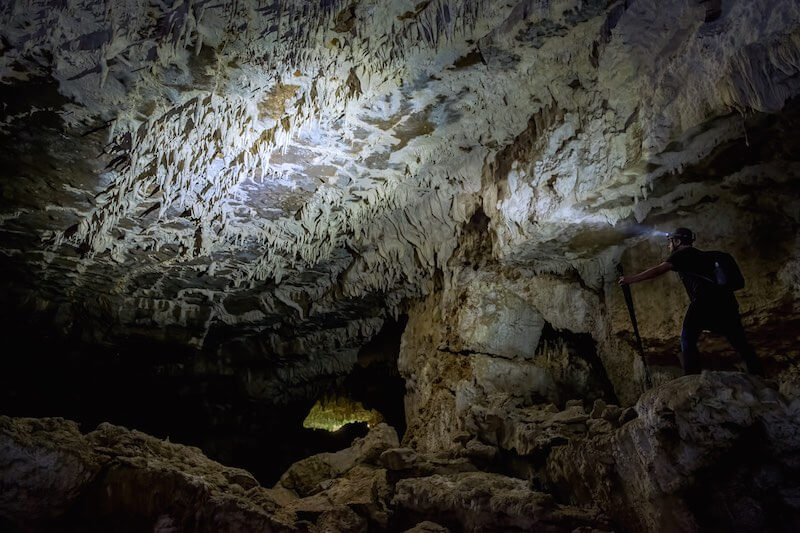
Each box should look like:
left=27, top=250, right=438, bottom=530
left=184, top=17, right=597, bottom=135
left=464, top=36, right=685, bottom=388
left=704, top=250, right=745, bottom=291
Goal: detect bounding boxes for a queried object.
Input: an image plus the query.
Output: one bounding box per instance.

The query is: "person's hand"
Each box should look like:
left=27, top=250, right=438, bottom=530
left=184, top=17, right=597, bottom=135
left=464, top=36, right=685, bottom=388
left=618, top=276, right=633, bottom=286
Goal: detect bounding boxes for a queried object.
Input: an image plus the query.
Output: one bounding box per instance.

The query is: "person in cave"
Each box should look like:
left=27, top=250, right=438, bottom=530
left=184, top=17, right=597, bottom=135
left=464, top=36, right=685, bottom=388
left=617, top=227, right=764, bottom=376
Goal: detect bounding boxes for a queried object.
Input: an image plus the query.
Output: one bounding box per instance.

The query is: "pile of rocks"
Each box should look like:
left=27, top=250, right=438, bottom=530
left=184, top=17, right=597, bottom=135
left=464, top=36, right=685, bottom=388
left=547, top=372, right=800, bottom=531
left=456, top=390, right=636, bottom=459
left=0, top=417, right=607, bottom=532
left=2, top=372, right=798, bottom=532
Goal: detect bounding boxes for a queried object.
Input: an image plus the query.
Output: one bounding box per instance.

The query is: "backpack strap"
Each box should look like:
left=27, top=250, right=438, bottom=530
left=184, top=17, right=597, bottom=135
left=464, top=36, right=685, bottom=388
left=680, top=270, right=717, bottom=285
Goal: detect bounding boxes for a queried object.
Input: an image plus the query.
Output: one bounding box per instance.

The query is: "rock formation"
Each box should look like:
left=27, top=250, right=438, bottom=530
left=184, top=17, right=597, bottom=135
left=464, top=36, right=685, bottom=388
left=548, top=372, right=800, bottom=531
left=3, top=373, right=799, bottom=531
left=1, top=0, right=800, bottom=530
left=2, top=0, right=799, bottom=397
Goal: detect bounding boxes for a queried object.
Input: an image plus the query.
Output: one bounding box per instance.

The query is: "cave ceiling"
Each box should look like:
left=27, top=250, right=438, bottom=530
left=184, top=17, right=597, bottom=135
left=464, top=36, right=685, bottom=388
left=1, top=0, right=799, bottom=355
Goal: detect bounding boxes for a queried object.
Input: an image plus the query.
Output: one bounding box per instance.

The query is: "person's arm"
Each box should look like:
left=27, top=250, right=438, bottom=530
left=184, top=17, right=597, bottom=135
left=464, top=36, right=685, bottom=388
left=618, top=262, right=672, bottom=285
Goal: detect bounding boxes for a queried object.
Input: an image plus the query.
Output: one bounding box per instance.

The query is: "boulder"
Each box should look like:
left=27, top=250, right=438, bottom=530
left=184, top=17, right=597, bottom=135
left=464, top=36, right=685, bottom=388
left=392, top=471, right=608, bottom=532
left=277, top=423, right=399, bottom=496
left=380, top=447, right=418, bottom=471
left=287, top=464, right=391, bottom=529
left=403, top=520, right=450, bottom=532
left=547, top=372, right=800, bottom=532
left=0, top=417, right=295, bottom=532
left=0, top=417, right=99, bottom=525
left=314, top=507, right=368, bottom=533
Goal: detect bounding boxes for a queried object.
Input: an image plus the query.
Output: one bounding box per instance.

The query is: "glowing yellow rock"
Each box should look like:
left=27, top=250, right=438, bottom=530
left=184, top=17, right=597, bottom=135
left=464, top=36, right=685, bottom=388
left=302, top=396, right=383, bottom=432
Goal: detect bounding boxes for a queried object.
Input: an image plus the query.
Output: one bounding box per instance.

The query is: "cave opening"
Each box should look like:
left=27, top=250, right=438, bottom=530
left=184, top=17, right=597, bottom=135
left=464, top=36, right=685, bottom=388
left=0, top=307, right=408, bottom=487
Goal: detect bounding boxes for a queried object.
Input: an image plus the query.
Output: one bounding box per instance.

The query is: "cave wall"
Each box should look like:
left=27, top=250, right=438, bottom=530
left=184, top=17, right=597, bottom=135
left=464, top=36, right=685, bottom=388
left=400, top=199, right=800, bottom=450
left=3, top=0, right=800, bottom=384
left=2, top=5, right=800, bottom=465
left=1, top=0, right=800, bottom=529
left=399, top=265, right=617, bottom=453
left=400, top=128, right=800, bottom=444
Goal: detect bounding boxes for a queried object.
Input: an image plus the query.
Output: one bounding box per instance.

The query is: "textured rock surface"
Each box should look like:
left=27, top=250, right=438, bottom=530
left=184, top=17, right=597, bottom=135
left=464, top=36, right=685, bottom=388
left=0, top=418, right=99, bottom=524
left=0, top=416, right=608, bottom=532
left=276, top=423, right=399, bottom=497
left=0, top=415, right=294, bottom=531
left=403, top=521, right=450, bottom=533
left=399, top=276, right=617, bottom=454
left=547, top=372, right=800, bottom=532
left=2, top=0, right=799, bottom=403
left=2, top=1, right=800, bottom=529
left=3, top=373, right=800, bottom=531
left=391, top=471, right=608, bottom=532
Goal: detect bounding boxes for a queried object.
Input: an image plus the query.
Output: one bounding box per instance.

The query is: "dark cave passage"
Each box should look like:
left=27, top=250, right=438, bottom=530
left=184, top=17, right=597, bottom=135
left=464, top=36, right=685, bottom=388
left=0, top=310, right=408, bottom=486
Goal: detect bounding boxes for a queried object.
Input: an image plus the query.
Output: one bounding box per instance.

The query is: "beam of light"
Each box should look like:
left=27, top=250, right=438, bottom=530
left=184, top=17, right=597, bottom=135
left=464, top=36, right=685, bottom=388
left=548, top=206, right=612, bottom=226
left=621, top=224, right=669, bottom=238
left=546, top=208, right=669, bottom=240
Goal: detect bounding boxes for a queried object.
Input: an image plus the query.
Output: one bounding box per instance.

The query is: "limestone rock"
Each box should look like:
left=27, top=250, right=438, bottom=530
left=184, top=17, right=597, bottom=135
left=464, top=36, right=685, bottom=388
left=445, top=283, right=546, bottom=360
left=277, top=422, right=398, bottom=496
left=403, top=521, right=450, bottom=533
left=547, top=372, right=800, bottom=532
left=600, top=405, right=621, bottom=423
left=5, top=371, right=798, bottom=533
left=547, top=406, right=589, bottom=426
left=314, top=507, right=368, bottom=533
left=0, top=417, right=100, bottom=525
left=401, top=286, right=615, bottom=455
left=455, top=386, right=602, bottom=457
left=590, top=399, right=606, bottom=419
left=287, top=464, right=391, bottom=529
left=0, top=416, right=296, bottom=531
left=380, top=446, right=478, bottom=478
left=276, top=453, right=339, bottom=498
left=469, top=354, right=560, bottom=405
left=392, top=471, right=608, bottom=532
left=380, top=447, right=418, bottom=471
left=0, top=415, right=408, bottom=531
left=462, top=439, right=499, bottom=463
left=586, top=418, right=615, bottom=436
left=350, top=423, right=400, bottom=464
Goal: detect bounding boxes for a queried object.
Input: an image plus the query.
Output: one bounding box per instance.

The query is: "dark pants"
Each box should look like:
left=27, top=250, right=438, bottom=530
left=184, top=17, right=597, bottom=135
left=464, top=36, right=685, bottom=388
left=680, top=299, right=764, bottom=376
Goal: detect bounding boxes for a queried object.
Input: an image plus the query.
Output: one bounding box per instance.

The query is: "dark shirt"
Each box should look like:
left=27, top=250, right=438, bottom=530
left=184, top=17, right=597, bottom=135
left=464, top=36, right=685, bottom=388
left=667, top=246, right=732, bottom=304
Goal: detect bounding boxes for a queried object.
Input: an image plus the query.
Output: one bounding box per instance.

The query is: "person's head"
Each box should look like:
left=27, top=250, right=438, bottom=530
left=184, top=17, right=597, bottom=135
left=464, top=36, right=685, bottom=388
left=667, top=227, right=694, bottom=252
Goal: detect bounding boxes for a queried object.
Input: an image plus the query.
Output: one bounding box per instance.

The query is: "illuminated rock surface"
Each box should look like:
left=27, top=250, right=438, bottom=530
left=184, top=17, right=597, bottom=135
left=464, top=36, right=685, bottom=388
left=2, top=0, right=798, bottom=375
left=1, top=0, right=800, bottom=530
left=303, top=396, right=384, bottom=432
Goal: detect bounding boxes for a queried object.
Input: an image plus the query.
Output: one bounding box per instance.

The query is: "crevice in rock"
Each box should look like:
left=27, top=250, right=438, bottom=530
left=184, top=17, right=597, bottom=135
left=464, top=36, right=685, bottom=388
left=534, top=322, right=619, bottom=407
left=323, top=315, right=409, bottom=440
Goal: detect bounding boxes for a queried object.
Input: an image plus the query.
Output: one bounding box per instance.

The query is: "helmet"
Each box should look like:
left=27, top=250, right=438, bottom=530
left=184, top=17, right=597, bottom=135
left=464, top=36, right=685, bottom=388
left=667, top=227, right=695, bottom=244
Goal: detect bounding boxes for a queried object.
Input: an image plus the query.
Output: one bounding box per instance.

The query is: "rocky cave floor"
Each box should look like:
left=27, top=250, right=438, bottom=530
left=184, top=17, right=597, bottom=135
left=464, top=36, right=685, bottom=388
left=2, top=371, right=800, bottom=532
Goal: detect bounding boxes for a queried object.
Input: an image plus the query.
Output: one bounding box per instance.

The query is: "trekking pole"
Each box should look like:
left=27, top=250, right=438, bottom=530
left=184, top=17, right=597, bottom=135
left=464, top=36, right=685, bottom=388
left=616, top=264, right=653, bottom=390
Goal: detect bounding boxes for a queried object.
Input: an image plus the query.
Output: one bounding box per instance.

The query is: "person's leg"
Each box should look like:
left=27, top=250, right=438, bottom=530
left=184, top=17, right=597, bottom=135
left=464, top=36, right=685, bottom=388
left=680, top=303, right=703, bottom=374
left=722, top=312, right=764, bottom=376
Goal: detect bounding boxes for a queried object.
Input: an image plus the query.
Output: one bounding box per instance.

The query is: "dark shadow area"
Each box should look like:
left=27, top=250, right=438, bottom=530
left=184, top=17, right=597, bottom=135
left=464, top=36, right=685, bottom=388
left=339, top=315, right=409, bottom=439
left=684, top=423, right=800, bottom=532
left=0, top=308, right=408, bottom=487
left=642, top=301, right=800, bottom=378
left=536, top=321, right=619, bottom=406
